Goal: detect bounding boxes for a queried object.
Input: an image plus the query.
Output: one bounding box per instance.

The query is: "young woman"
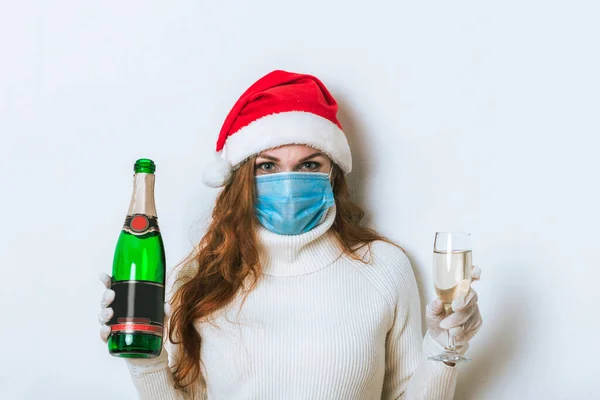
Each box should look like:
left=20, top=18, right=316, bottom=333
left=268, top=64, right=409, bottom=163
left=98, top=70, right=483, bottom=399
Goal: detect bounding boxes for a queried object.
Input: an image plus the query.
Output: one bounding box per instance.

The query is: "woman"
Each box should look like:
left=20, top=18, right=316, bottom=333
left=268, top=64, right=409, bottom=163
left=98, top=70, right=483, bottom=399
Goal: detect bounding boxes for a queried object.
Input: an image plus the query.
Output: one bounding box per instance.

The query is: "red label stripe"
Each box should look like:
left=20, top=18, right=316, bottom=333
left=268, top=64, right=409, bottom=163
left=111, top=323, right=163, bottom=334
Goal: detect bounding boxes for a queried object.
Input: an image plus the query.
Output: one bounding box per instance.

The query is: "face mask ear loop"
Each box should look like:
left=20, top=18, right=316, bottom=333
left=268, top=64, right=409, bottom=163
left=328, top=165, right=335, bottom=191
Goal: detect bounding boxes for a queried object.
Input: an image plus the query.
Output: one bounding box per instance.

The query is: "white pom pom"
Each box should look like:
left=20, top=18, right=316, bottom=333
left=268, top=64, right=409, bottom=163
left=201, top=153, right=233, bottom=188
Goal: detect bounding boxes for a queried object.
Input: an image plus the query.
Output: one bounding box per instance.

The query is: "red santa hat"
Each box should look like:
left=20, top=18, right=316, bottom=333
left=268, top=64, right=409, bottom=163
left=201, top=70, right=353, bottom=188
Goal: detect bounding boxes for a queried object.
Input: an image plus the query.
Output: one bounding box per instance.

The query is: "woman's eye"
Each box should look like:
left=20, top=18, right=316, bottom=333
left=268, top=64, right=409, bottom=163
left=300, top=162, right=320, bottom=170
left=256, top=162, right=275, bottom=172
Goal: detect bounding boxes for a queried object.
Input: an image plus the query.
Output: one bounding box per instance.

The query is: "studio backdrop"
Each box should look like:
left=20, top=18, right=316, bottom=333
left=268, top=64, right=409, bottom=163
left=1, top=0, right=598, bottom=399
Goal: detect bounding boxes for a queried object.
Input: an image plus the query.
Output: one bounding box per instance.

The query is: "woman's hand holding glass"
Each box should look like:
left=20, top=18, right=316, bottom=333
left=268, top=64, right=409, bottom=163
left=425, top=265, right=483, bottom=359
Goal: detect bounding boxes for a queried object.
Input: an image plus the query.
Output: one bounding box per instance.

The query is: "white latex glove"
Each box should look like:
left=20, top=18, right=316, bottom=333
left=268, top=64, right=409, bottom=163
left=98, top=272, right=169, bottom=373
left=424, top=265, right=483, bottom=355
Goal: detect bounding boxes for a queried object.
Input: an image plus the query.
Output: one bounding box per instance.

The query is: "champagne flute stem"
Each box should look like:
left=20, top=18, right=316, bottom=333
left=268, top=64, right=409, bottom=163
left=444, top=304, right=456, bottom=351
left=447, top=330, right=456, bottom=351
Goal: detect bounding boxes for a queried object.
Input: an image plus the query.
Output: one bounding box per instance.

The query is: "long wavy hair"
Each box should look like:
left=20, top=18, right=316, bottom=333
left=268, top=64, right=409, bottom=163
left=168, top=153, right=405, bottom=397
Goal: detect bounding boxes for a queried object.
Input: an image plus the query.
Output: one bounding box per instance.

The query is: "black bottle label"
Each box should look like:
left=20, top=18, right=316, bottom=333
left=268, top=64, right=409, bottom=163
left=108, top=280, right=165, bottom=337
left=122, top=214, right=160, bottom=236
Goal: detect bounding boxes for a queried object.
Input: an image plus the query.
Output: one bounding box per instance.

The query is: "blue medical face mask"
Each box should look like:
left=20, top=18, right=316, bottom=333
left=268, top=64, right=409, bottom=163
left=254, top=170, right=335, bottom=235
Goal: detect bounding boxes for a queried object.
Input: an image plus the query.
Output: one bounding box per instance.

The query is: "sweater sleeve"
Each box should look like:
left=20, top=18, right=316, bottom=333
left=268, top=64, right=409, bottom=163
left=126, top=339, right=208, bottom=400
left=381, top=253, right=458, bottom=400
left=127, top=365, right=185, bottom=400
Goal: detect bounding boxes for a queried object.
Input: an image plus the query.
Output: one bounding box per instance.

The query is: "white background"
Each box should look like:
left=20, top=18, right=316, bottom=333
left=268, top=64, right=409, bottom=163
left=1, top=1, right=598, bottom=399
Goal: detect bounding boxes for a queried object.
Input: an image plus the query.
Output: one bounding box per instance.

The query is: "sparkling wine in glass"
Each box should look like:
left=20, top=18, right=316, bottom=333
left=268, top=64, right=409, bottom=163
left=427, top=232, right=473, bottom=363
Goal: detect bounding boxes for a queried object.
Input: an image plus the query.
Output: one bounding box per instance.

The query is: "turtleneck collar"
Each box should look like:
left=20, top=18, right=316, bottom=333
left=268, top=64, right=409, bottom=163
left=255, top=204, right=343, bottom=277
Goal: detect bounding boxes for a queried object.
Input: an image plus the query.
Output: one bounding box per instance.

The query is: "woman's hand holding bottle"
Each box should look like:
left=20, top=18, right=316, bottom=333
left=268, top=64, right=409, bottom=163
left=98, top=272, right=170, bottom=372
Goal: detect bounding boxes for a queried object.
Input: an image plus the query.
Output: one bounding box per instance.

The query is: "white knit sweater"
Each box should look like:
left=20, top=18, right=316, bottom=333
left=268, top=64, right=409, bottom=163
left=126, top=204, right=459, bottom=399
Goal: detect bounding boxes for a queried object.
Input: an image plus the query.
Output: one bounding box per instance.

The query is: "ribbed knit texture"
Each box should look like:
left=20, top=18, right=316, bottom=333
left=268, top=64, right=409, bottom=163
left=127, top=204, right=458, bottom=399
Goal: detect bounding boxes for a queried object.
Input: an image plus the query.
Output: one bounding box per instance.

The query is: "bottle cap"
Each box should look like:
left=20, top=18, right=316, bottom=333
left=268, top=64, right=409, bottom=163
left=134, top=159, right=156, bottom=174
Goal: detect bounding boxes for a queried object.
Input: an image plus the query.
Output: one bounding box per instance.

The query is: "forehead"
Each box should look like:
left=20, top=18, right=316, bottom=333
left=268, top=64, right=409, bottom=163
left=258, top=144, right=323, bottom=158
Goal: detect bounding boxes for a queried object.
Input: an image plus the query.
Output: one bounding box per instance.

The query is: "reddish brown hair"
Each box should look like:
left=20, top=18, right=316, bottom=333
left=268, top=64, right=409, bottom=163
left=168, top=155, right=404, bottom=396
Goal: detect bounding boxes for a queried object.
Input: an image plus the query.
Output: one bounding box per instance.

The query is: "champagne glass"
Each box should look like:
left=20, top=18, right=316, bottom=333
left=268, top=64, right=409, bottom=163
left=427, top=232, right=473, bottom=363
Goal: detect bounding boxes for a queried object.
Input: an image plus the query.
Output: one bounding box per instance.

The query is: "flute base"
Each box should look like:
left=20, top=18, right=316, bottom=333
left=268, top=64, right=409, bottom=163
left=428, top=351, right=471, bottom=363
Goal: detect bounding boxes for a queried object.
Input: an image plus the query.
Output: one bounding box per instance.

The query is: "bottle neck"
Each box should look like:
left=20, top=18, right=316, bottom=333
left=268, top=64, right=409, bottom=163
left=127, top=173, right=157, bottom=217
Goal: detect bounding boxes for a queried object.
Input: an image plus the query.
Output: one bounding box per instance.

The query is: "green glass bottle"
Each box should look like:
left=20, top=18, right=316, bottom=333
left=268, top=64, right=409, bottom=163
left=107, top=158, right=166, bottom=358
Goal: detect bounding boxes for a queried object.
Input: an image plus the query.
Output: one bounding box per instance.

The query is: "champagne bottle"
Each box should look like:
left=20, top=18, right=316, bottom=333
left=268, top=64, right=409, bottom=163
left=107, top=158, right=166, bottom=358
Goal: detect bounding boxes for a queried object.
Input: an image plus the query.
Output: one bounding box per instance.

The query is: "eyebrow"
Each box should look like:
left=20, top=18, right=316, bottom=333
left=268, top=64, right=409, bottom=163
left=256, top=151, right=324, bottom=163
